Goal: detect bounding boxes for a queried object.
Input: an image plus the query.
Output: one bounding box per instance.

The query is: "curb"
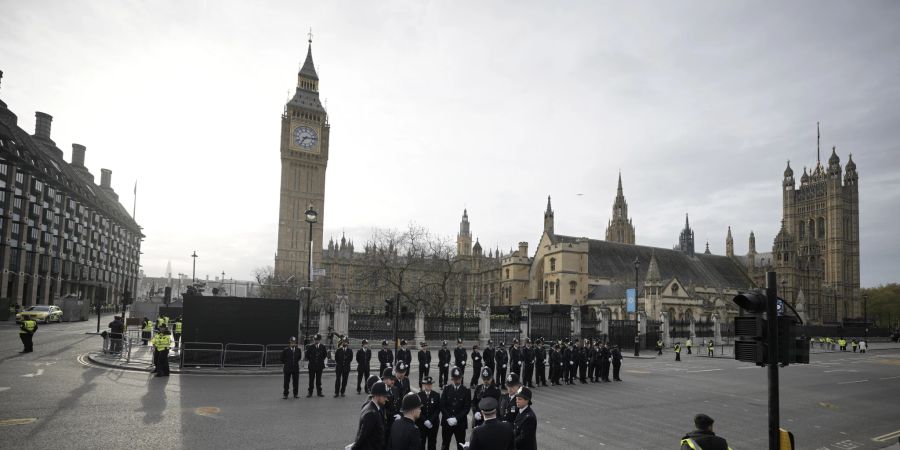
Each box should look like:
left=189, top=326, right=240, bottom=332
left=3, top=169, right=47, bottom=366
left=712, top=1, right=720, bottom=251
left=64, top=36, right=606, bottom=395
left=84, top=352, right=304, bottom=376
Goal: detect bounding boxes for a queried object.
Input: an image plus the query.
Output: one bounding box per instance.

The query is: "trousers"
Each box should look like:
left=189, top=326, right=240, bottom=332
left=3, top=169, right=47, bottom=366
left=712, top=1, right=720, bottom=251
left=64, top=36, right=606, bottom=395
left=283, top=370, right=299, bottom=396
left=308, top=369, right=323, bottom=394
left=335, top=368, right=349, bottom=395
left=357, top=367, right=370, bottom=393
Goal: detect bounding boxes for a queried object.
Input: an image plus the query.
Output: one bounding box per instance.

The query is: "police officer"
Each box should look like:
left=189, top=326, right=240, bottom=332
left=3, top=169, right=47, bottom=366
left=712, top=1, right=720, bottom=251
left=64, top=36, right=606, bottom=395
left=335, top=338, right=354, bottom=397
left=141, top=317, right=153, bottom=345
left=352, top=380, right=388, bottom=450
left=281, top=336, right=302, bottom=399
left=356, top=339, right=372, bottom=394
left=509, top=339, right=522, bottom=384
left=499, top=373, right=520, bottom=423
left=656, top=339, right=663, bottom=356
left=417, top=376, right=441, bottom=450
left=453, top=338, right=468, bottom=380
left=379, top=340, right=395, bottom=376
left=469, top=344, right=483, bottom=388
left=151, top=326, right=172, bottom=377
left=707, top=339, right=715, bottom=357
left=599, top=342, right=612, bottom=382
left=383, top=367, right=402, bottom=439
left=562, top=341, right=575, bottom=385
left=306, top=333, right=328, bottom=397
left=611, top=345, right=623, bottom=381
left=549, top=343, right=561, bottom=385
left=440, top=366, right=470, bottom=450
left=512, top=387, right=537, bottom=450
left=468, top=397, right=515, bottom=450
left=389, top=393, right=423, bottom=450
left=395, top=361, right=412, bottom=398
left=679, top=413, right=729, bottom=450
left=534, top=339, right=547, bottom=387
left=521, top=339, right=534, bottom=388
left=587, top=340, right=598, bottom=382
left=172, top=316, right=183, bottom=349
left=483, top=339, right=496, bottom=377
left=495, top=342, right=509, bottom=389
left=577, top=339, right=588, bottom=384
left=686, top=337, right=693, bottom=355
left=418, top=341, right=431, bottom=388
left=396, top=339, right=412, bottom=368
left=438, top=340, right=451, bottom=386
left=19, top=316, right=38, bottom=353
left=472, top=367, right=501, bottom=428
left=674, top=341, right=682, bottom=362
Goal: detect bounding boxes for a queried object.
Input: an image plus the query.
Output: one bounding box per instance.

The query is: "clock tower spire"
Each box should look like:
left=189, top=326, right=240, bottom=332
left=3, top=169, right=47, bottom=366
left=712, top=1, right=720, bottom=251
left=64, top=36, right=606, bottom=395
left=275, top=34, right=331, bottom=281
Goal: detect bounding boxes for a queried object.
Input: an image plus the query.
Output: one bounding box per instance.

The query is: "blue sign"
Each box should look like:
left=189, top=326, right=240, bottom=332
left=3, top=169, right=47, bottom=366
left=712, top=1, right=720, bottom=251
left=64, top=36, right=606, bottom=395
left=626, top=288, right=636, bottom=313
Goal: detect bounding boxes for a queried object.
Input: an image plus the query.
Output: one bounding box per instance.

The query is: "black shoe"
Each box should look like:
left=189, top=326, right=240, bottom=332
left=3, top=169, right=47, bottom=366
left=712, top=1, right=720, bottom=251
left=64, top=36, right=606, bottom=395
left=307, top=393, right=313, bottom=398
left=341, top=393, right=345, bottom=397
left=357, top=389, right=361, bottom=394
left=283, top=395, right=288, bottom=399
left=293, top=395, right=299, bottom=398
left=334, top=394, right=340, bottom=398
left=317, top=393, right=324, bottom=397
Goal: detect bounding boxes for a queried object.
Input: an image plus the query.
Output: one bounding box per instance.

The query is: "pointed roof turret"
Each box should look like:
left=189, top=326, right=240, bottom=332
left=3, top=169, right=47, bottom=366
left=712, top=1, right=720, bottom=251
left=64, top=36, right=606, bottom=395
left=704, top=242, right=711, bottom=254
left=801, top=167, right=809, bottom=183
left=545, top=195, right=553, bottom=215
left=645, top=251, right=661, bottom=285
left=617, top=171, right=623, bottom=194
left=299, top=31, right=319, bottom=81
left=784, top=160, right=793, bottom=178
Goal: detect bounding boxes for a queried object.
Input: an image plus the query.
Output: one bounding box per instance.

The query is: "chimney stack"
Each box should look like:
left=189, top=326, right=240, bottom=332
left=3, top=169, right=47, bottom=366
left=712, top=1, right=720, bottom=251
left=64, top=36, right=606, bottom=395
left=34, top=112, right=52, bottom=140
left=71, top=144, right=86, bottom=167
left=518, top=241, right=528, bottom=257
left=100, top=168, right=112, bottom=189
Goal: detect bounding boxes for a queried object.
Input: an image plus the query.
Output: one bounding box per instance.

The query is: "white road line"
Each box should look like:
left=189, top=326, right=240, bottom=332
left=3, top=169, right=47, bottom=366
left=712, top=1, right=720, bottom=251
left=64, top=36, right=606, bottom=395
left=879, top=375, right=900, bottom=380
left=737, top=366, right=757, bottom=369
left=873, top=429, right=900, bottom=442
left=837, top=379, right=868, bottom=384
left=0, top=387, right=10, bottom=393
left=21, top=369, right=44, bottom=378
left=687, top=369, right=723, bottom=373
left=824, top=369, right=858, bottom=373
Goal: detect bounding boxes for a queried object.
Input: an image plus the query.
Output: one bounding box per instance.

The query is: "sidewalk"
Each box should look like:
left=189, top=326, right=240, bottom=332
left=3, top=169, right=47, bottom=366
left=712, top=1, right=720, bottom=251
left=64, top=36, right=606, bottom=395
left=86, top=344, right=286, bottom=375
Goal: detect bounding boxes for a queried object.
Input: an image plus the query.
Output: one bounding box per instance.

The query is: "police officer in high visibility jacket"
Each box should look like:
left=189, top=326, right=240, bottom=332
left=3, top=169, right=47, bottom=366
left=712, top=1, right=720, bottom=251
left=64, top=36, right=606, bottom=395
left=680, top=413, right=730, bottom=450
left=19, top=317, right=38, bottom=353
left=141, top=317, right=153, bottom=345
left=151, top=327, right=172, bottom=377
left=172, top=317, right=183, bottom=349
left=675, top=342, right=682, bottom=362
left=707, top=340, right=715, bottom=357
left=440, top=366, right=470, bottom=450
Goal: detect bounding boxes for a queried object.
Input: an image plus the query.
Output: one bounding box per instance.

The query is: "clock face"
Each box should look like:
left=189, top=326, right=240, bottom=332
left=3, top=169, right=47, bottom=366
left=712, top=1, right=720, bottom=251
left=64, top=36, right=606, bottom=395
left=293, top=126, right=318, bottom=149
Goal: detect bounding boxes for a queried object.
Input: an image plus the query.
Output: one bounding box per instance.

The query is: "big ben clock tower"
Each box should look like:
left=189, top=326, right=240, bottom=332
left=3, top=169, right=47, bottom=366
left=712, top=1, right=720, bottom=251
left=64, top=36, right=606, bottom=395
left=275, top=35, right=329, bottom=280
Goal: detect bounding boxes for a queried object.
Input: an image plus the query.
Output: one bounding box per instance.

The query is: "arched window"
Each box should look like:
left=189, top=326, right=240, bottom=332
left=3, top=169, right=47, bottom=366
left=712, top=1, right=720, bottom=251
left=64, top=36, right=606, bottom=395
left=798, top=222, right=805, bottom=240
left=672, top=283, right=680, bottom=295
left=505, top=268, right=510, bottom=279
left=550, top=258, right=556, bottom=271
left=555, top=280, right=561, bottom=303
left=569, top=281, right=577, bottom=295
left=549, top=281, right=555, bottom=296
left=808, top=219, right=815, bottom=239
left=817, top=217, right=826, bottom=239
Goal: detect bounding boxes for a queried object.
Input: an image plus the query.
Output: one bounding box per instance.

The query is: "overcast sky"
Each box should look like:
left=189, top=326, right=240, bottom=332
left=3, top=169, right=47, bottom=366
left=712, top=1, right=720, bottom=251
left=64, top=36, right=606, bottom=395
left=1, top=1, right=898, bottom=286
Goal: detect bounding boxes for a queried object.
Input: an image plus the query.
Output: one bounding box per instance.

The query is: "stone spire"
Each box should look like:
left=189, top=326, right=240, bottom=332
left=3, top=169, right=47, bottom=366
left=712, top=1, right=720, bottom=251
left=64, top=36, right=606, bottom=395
left=748, top=230, right=756, bottom=255
left=300, top=30, right=319, bottom=81
left=457, top=209, right=472, bottom=257
left=704, top=242, right=711, bottom=254
left=606, top=172, right=635, bottom=244
left=543, top=195, right=554, bottom=235
left=645, top=251, right=661, bottom=285
left=678, top=213, right=695, bottom=256
left=726, top=226, right=734, bottom=257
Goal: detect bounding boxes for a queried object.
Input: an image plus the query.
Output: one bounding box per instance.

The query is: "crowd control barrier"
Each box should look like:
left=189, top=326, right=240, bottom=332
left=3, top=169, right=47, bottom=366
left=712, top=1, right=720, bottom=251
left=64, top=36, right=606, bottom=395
left=181, top=342, right=224, bottom=368
left=223, top=343, right=265, bottom=367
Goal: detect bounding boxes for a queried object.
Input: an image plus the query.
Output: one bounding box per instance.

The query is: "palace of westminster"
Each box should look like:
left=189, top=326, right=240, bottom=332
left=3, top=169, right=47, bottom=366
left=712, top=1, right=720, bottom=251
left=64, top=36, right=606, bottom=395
left=268, top=42, right=858, bottom=327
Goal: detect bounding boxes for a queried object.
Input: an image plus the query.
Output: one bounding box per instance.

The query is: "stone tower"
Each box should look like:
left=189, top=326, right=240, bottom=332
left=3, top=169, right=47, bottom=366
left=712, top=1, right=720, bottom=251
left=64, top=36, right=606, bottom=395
left=543, top=196, right=554, bottom=236
left=605, top=172, right=636, bottom=244
left=457, top=209, right=472, bottom=257
left=777, top=125, right=860, bottom=324
left=274, top=37, right=330, bottom=279
left=725, top=226, right=734, bottom=257
left=678, top=214, right=695, bottom=256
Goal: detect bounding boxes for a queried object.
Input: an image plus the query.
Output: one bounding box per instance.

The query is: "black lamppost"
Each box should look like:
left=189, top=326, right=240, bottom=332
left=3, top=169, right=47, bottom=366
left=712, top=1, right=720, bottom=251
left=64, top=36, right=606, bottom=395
left=304, top=205, right=318, bottom=341
left=191, top=251, right=198, bottom=283
left=633, top=257, right=640, bottom=357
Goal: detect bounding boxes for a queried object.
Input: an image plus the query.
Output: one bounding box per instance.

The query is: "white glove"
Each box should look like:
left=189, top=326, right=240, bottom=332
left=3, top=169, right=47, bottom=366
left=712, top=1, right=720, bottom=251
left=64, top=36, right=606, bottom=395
left=518, top=361, right=522, bottom=365
left=462, top=362, right=466, bottom=366
left=394, top=414, right=401, bottom=421
left=474, top=356, right=480, bottom=361
left=447, top=417, right=458, bottom=427
left=474, top=412, right=482, bottom=421
left=424, top=420, right=433, bottom=429
left=570, top=361, right=574, bottom=365
left=462, top=442, right=470, bottom=449
left=425, top=364, right=429, bottom=368
left=444, top=364, right=448, bottom=368
left=388, top=363, right=392, bottom=367
left=502, top=364, right=506, bottom=368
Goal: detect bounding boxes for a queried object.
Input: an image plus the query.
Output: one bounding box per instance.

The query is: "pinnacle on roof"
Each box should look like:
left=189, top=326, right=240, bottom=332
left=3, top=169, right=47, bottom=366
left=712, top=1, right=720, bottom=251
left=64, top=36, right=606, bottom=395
left=846, top=153, right=856, bottom=171
left=784, top=160, right=793, bottom=178
left=704, top=242, right=711, bottom=254
left=545, top=195, right=553, bottom=214
left=684, top=213, right=690, bottom=229
left=299, top=33, right=319, bottom=81
left=726, top=226, right=733, bottom=241
left=645, top=251, right=661, bottom=284
left=617, top=171, right=623, bottom=194
left=828, top=146, right=840, bottom=166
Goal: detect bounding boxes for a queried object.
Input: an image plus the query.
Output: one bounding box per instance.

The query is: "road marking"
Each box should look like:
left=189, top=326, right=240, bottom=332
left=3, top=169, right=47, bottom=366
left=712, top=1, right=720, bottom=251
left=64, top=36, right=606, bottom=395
left=878, top=375, right=900, bottom=380
left=0, top=387, right=10, bottom=393
left=686, top=369, right=723, bottom=373
left=21, top=369, right=44, bottom=378
left=824, top=369, right=858, bottom=373
left=873, top=429, right=900, bottom=442
left=625, top=370, right=650, bottom=374
left=195, top=407, right=220, bottom=417
left=0, top=418, right=37, bottom=426
left=837, top=379, right=868, bottom=384
left=819, top=402, right=838, bottom=409
left=737, top=366, right=757, bottom=369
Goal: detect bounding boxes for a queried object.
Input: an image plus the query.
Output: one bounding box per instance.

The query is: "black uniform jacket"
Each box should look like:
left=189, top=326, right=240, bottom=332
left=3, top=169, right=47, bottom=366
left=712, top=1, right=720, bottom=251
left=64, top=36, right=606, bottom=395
left=510, top=346, right=522, bottom=370
left=482, top=347, right=495, bottom=368
left=356, top=347, right=372, bottom=370
left=335, top=347, right=354, bottom=372
left=281, top=346, right=302, bottom=373
left=379, top=349, right=394, bottom=367
left=353, top=400, right=386, bottom=450
left=440, top=383, right=471, bottom=429
left=396, top=348, right=412, bottom=366
left=418, top=350, right=431, bottom=369
left=469, top=418, right=515, bottom=450
left=438, top=348, right=451, bottom=369
left=307, top=343, right=329, bottom=371
left=416, top=390, right=441, bottom=429
left=453, top=347, right=467, bottom=367
left=513, top=406, right=537, bottom=450
left=388, top=416, right=422, bottom=450
left=495, top=349, right=508, bottom=369
left=499, top=393, right=518, bottom=422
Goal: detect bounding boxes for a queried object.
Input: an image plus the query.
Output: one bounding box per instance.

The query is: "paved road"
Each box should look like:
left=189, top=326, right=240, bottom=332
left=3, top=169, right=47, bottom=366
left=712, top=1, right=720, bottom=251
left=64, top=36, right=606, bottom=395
left=2, top=319, right=899, bottom=449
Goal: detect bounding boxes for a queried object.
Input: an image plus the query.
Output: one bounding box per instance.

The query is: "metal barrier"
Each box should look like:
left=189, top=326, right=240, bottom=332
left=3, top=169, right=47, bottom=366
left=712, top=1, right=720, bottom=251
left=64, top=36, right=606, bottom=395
left=265, top=344, right=288, bottom=368
left=103, top=333, right=126, bottom=357
left=223, top=343, right=265, bottom=367
left=181, top=342, right=224, bottom=368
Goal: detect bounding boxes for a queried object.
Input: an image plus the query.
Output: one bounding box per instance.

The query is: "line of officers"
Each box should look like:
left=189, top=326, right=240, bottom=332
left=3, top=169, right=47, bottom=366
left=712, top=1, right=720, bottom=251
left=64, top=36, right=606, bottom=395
left=353, top=363, right=536, bottom=450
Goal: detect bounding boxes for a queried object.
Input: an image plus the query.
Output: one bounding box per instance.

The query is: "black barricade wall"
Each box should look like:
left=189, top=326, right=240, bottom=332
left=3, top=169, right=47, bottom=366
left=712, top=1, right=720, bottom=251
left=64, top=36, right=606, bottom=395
left=159, top=306, right=183, bottom=320
left=183, top=296, right=299, bottom=345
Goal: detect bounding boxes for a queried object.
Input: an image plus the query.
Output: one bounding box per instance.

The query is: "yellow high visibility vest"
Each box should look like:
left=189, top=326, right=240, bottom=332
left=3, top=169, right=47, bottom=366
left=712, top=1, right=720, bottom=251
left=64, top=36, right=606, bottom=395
left=20, top=320, right=37, bottom=334
left=152, top=334, right=172, bottom=351
left=142, top=321, right=153, bottom=332
left=173, top=321, right=182, bottom=333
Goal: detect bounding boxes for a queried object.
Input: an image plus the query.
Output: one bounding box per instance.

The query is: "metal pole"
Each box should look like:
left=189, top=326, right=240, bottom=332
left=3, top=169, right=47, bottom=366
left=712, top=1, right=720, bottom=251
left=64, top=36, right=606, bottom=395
left=305, top=220, right=313, bottom=341
left=634, top=258, right=640, bottom=357
left=863, top=294, right=868, bottom=341
left=191, top=251, right=197, bottom=283
left=394, top=293, right=400, bottom=353
left=765, top=271, right=779, bottom=450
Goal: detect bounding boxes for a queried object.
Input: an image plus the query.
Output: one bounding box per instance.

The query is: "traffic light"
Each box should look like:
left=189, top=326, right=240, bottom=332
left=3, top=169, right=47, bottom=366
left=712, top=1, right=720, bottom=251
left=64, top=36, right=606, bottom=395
left=732, top=291, right=809, bottom=366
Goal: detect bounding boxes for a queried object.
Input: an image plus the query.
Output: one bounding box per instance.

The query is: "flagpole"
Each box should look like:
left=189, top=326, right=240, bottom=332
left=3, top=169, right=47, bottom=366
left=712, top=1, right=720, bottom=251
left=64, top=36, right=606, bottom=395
left=132, top=180, right=137, bottom=220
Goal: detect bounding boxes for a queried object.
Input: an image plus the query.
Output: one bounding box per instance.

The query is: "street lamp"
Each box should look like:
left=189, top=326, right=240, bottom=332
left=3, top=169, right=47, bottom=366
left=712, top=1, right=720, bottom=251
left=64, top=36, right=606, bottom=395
left=633, top=257, right=640, bottom=357
left=304, top=205, right=318, bottom=342
left=863, top=293, right=868, bottom=341
left=191, top=251, right=198, bottom=283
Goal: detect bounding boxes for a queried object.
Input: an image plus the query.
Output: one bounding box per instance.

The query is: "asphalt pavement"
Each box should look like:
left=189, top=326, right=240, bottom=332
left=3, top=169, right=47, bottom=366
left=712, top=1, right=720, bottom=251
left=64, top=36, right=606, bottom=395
left=1, top=318, right=899, bottom=449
